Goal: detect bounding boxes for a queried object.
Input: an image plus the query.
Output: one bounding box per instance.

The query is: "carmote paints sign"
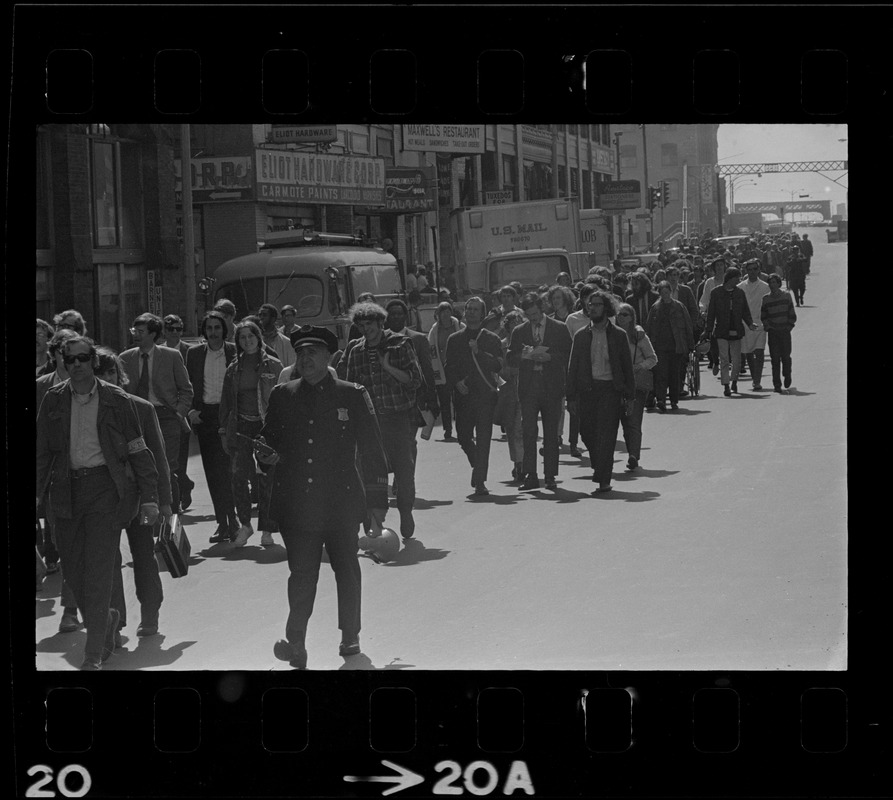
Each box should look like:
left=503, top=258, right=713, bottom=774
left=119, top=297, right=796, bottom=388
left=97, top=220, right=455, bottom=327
left=255, top=150, right=386, bottom=205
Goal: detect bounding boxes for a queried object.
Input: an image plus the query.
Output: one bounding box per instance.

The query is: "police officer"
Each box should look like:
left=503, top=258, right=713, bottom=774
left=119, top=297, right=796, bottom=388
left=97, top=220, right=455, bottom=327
left=256, top=326, right=389, bottom=669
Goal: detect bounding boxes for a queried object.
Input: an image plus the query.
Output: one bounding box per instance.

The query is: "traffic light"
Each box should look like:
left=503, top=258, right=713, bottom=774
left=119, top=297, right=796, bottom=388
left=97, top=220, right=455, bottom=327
left=647, top=185, right=658, bottom=211
left=661, top=180, right=671, bottom=207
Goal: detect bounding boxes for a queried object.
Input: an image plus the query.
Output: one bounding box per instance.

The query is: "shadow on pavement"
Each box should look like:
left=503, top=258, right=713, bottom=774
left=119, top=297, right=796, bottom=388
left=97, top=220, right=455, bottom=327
left=613, top=468, right=679, bottom=480
left=361, top=538, right=450, bottom=568
left=104, top=635, right=197, bottom=669
left=180, top=512, right=216, bottom=523
left=590, top=489, right=660, bottom=502
left=517, top=487, right=592, bottom=503
left=465, top=492, right=523, bottom=505
left=782, top=388, right=814, bottom=396
left=36, top=597, right=58, bottom=619
left=665, top=407, right=712, bottom=415
left=216, top=545, right=289, bottom=564
left=412, top=496, right=455, bottom=510
left=339, top=654, right=416, bottom=670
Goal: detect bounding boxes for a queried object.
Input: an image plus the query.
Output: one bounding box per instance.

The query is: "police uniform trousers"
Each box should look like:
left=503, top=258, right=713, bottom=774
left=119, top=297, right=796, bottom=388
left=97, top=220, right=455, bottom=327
left=454, top=388, right=498, bottom=487
left=110, top=523, right=163, bottom=630
left=578, top=380, right=624, bottom=485
left=194, top=403, right=237, bottom=529
left=520, top=372, right=562, bottom=479
left=52, top=468, right=122, bottom=659
left=280, top=525, right=361, bottom=645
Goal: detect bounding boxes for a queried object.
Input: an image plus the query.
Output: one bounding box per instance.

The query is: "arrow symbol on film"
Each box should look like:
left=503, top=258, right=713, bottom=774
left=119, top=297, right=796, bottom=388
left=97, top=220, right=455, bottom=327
left=344, top=760, right=425, bottom=796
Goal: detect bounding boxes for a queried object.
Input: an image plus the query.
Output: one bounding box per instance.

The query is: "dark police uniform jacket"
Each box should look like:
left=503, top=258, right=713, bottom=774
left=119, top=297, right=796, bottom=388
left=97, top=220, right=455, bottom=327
left=259, top=374, right=389, bottom=531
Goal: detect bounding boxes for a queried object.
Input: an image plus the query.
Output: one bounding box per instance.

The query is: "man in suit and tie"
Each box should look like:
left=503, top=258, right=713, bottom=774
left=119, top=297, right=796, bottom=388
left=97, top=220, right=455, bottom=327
left=508, top=293, right=573, bottom=491
left=185, top=311, right=239, bottom=542
left=163, top=314, right=195, bottom=509
left=120, top=314, right=193, bottom=514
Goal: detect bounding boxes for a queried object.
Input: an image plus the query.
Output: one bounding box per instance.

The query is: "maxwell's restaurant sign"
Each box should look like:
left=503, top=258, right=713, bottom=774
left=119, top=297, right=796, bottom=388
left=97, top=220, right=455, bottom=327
left=255, top=150, right=386, bottom=206
left=402, top=124, right=486, bottom=154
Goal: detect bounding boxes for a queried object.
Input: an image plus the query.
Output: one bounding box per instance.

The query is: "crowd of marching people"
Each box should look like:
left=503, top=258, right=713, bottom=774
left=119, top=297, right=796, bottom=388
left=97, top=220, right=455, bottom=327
left=34, top=226, right=805, bottom=669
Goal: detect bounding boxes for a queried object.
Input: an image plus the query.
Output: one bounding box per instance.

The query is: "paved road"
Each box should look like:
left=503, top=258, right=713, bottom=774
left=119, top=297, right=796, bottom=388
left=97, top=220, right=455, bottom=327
left=36, top=232, right=847, bottom=671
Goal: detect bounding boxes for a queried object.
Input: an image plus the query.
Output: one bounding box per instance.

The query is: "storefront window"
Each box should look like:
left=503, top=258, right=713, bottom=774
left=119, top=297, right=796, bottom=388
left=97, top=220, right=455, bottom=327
left=119, top=143, right=144, bottom=248
left=91, top=141, right=118, bottom=247
left=96, top=263, right=144, bottom=349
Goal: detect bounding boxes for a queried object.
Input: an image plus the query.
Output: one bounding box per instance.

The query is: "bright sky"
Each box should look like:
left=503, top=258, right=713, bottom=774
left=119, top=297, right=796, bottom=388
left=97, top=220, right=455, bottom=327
left=717, top=124, right=848, bottom=216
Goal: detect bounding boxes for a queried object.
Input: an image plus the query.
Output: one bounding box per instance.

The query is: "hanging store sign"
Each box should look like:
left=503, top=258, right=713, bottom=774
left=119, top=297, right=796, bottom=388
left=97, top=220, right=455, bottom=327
left=174, top=156, right=254, bottom=203
left=255, top=150, right=387, bottom=205
left=384, top=166, right=437, bottom=212
left=402, top=124, right=486, bottom=154
left=269, top=125, right=338, bottom=144
left=597, top=179, right=642, bottom=210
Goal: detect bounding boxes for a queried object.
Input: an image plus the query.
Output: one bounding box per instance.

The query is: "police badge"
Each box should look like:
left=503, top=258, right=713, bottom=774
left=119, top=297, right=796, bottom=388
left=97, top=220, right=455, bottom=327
left=337, top=408, right=349, bottom=421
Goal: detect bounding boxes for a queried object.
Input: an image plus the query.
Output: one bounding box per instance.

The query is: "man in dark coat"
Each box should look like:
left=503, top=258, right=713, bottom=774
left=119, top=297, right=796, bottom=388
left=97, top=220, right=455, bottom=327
left=257, top=326, right=389, bottom=670
left=566, top=291, right=636, bottom=493
left=508, top=292, right=573, bottom=490
left=36, top=335, right=160, bottom=670
left=185, top=312, right=238, bottom=542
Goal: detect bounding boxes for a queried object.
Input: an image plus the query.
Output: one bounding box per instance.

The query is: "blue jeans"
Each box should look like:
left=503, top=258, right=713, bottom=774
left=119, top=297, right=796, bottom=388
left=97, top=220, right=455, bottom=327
left=620, top=388, right=648, bottom=460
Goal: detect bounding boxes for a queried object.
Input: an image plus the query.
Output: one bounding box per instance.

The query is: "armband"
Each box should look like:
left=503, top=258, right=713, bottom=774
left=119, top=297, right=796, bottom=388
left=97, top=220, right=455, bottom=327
left=127, top=437, right=148, bottom=454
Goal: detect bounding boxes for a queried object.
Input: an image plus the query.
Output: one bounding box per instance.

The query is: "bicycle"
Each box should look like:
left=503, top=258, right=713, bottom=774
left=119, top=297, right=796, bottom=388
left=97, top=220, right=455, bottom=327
left=686, top=342, right=709, bottom=397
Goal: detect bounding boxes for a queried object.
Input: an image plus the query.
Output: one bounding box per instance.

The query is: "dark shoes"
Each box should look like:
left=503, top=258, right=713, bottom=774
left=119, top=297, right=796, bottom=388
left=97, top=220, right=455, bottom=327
left=400, top=510, right=415, bottom=539
left=520, top=475, right=540, bottom=490
left=209, top=524, right=231, bottom=543
left=753, top=384, right=763, bottom=391
left=58, top=610, right=81, bottom=633
left=774, top=387, right=784, bottom=394
left=474, top=484, right=490, bottom=496
left=273, top=639, right=308, bottom=669
left=544, top=478, right=557, bottom=490
left=80, top=656, right=102, bottom=671
left=670, top=403, right=679, bottom=411
left=723, top=385, right=732, bottom=397
left=339, top=637, right=361, bottom=657
left=731, top=381, right=738, bottom=394
left=626, top=456, right=639, bottom=470
left=179, top=489, right=192, bottom=512
left=443, top=433, right=454, bottom=441
left=784, top=376, right=792, bottom=389
left=136, top=621, right=159, bottom=637
left=656, top=403, right=667, bottom=413
left=570, top=446, right=582, bottom=458
left=593, top=485, right=613, bottom=494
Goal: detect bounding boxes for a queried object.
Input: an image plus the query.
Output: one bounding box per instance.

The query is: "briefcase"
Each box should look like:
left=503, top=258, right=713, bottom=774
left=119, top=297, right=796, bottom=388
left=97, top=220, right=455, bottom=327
left=155, top=514, right=191, bottom=578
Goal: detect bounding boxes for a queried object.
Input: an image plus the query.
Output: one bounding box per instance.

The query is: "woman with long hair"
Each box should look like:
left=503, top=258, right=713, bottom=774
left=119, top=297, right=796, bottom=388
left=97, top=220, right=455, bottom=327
left=614, top=303, right=657, bottom=470
left=427, top=300, right=464, bottom=441
left=220, top=320, right=282, bottom=546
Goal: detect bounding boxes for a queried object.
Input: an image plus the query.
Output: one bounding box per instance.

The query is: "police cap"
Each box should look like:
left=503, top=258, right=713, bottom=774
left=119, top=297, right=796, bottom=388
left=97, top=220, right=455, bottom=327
left=290, top=325, right=338, bottom=353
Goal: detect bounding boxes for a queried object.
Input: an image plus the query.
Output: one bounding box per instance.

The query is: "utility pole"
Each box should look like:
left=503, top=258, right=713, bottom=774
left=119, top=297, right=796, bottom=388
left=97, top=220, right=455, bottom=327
left=641, top=124, right=653, bottom=247
left=180, top=124, right=197, bottom=336
left=613, top=131, right=624, bottom=256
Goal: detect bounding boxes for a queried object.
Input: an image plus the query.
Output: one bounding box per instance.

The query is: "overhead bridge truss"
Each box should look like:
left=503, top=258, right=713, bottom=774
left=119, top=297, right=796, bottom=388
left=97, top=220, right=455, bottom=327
left=717, top=161, right=847, bottom=177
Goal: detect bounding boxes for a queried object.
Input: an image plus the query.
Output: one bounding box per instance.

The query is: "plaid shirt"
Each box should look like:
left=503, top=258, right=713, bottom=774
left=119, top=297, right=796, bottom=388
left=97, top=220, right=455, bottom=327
left=345, top=332, right=422, bottom=415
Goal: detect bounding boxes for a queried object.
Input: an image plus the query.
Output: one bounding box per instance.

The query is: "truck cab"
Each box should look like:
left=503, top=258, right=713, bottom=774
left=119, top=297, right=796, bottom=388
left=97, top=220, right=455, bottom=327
left=211, top=231, right=403, bottom=347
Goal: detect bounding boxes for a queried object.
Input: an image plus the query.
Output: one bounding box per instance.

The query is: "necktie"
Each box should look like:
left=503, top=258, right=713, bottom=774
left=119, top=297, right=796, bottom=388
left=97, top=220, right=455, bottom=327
left=533, top=323, right=542, bottom=345
left=136, top=353, right=150, bottom=399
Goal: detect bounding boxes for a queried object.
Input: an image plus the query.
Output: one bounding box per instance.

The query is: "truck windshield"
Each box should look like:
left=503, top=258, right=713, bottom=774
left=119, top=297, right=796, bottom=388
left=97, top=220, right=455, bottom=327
left=489, top=254, right=569, bottom=291
left=266, top=275, right=325, bottom=318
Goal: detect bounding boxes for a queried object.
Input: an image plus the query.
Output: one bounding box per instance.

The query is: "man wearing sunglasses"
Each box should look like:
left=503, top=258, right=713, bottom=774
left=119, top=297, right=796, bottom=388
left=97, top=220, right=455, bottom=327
left=36, top=335, right=160, bottom=670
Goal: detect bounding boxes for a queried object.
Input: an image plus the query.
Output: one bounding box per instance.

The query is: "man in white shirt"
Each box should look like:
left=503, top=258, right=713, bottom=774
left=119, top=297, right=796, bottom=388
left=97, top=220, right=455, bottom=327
left=258, top=304, right=296, bottom=368
left=186, top=312, right=239, bottom=542
left=738, top=259, right=770, bottom=390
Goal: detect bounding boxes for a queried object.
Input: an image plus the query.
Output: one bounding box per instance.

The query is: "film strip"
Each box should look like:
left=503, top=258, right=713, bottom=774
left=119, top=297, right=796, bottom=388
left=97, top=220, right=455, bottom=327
left=13, top=4, right=880, bottom=799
